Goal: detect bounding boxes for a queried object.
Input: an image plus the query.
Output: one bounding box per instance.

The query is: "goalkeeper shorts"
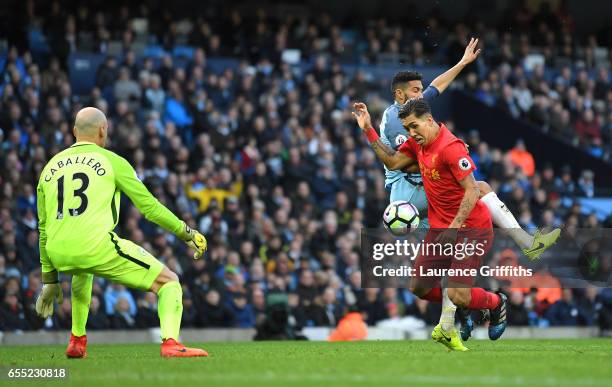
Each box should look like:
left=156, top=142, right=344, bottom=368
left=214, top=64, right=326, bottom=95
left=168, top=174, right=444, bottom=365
left=59, top=232, right=164, bottom=291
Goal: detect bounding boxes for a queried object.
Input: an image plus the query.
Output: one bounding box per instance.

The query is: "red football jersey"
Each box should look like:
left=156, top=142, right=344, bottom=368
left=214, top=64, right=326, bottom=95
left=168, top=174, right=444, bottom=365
left=398, top=123, right=491, bottom=229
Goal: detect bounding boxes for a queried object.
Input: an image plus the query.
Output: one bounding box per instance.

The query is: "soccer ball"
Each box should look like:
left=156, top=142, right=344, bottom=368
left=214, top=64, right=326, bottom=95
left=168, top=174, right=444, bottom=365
left=382, top=201, right=420, bottom=236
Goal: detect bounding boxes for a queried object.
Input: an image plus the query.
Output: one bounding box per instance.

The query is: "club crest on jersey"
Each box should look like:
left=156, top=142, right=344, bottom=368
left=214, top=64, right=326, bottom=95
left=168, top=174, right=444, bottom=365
left=458, top=157, right=471, bottom=171
left=395, top=134, right=407, bottom=146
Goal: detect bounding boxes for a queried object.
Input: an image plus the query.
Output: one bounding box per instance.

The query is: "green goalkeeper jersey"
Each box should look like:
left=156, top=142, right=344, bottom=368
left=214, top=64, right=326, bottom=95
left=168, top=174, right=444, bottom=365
left=37, top=141, right=183, bottom=274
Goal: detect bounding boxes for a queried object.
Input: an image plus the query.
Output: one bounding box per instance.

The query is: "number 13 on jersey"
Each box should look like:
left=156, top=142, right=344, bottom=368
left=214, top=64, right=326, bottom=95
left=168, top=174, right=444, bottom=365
left=56, top=173, right=90, bottom=219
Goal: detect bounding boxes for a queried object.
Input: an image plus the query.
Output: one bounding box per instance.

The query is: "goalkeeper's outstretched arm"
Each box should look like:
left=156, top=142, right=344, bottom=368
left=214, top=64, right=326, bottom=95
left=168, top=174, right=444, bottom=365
left=110, top=154, right=207, bottom=258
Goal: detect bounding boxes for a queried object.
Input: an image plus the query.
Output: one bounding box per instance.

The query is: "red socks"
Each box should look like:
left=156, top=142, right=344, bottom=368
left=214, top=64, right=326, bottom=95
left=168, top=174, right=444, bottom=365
left=421, top=288, right=442, bottom=302
left=418, top=287, right=500, bottom=310
left=468, top=288, right=500, bottom=310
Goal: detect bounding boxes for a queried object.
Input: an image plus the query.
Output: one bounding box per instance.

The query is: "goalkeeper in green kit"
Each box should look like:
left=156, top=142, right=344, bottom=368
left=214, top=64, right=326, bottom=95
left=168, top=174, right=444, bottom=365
left=35, top=107, right=208, bottom=358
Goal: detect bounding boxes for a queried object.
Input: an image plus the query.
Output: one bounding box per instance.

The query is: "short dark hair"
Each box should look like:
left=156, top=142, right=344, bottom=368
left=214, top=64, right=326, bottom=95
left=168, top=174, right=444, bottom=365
left=398, top=98, right=431, bottom=120
left=391, top=71, right=423, bottom=94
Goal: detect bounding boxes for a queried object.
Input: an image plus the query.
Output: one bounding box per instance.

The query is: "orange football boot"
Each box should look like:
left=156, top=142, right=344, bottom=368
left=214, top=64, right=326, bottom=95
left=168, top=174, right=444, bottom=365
left=160, top=338, right=208, bottom=358
left=66, top=333, right=87, bottom=358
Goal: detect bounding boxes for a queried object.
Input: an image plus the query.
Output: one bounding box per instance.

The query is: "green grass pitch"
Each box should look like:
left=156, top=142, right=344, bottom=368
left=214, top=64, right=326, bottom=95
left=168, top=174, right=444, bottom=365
left=1, top=339, right=611, bottom=386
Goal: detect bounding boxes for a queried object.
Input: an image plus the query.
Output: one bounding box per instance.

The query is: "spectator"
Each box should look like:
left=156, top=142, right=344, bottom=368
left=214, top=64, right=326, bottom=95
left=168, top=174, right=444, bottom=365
left=164, top=81, right=193, bottom=128
left=578, top=170, right=595, bottom=197
left=474, top=80, right=496, bottom=107
left=296, top=270, right=318, bottom=307
left=114, top=66, right=141, bottom=103
left=182, top=291, right=198, bottom=328
left=110, top=297, right=137, bottom=329
left=104, top=284, right=137, bottom=316
left=545, top=289, right=589, bottom=326
left=575, top=109, right=601, bottom=144
left=302, top=296, right=328, bottom=327
left=136, top=292, right=159, bottom=329
left=321, top=287, right=343, bottom=327
left=17, top=229, right=39, bottom=277
left=554, top=165, right=576, bottom=200
left=96, top=56, right=118, bottom=90
left=0, top=293, right=28, bottom=331
left=198, top=290, right=234, bottom=327
left=574, top=287, right=600, bottom=326
left=87, top=295, right=111, bottom=330
left=54, top=298, right=72, bottom=330
left=508, top=139, right=535, bottom=177
left=251, top=288, right=267, bottom=325
left=359, top=289, right=388, bottom=326
left=598, top=288, right=612, bottom=331
left=409, top=297, right=441, bottom=326
left=226, top=293, right=254, bottom=328
left=507, top=290, right=530, bottom=326
left=499, top=84, right=520, bottom=119
left=22, top=272, right=44, bottom=330
left=143, top=74, right=166, bottom=114
left=513, top=78, right=534, bottom=114
left=311, top=167, right=341, bottom=211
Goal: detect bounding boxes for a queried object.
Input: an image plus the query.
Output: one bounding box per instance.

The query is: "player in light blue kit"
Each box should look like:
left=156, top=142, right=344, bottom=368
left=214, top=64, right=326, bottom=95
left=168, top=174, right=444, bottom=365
left=377, top=38, right=561, bottom=348
left=380, top=38, right=482, bottom=229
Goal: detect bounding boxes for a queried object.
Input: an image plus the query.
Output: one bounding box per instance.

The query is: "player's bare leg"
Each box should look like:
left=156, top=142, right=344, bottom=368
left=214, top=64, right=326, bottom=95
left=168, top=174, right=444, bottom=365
left=151, top=267, right=208, bottom=358
left=477, top=181, right=560, bottom=260
left=66, top=273, right=93, bottom=359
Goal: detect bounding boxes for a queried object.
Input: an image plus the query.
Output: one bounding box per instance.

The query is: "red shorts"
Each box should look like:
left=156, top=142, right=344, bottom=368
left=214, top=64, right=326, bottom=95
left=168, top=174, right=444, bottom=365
left=412, top=227, right=494, bottom=287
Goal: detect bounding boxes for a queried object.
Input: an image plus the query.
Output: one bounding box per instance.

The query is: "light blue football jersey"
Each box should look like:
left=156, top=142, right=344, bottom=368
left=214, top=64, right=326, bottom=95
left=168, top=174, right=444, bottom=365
left=380, top=85, right=440, bottom=189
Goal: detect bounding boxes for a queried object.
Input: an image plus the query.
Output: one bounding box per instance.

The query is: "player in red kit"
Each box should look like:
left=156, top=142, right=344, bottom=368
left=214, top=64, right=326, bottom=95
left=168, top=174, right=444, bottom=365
left=397, top=105, right=490, bottom=229
left=353, top=99, right=508, bottom=350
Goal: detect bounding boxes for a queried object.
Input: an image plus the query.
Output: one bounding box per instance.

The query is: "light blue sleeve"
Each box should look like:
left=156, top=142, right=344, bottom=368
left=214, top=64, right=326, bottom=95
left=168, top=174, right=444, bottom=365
left=381, top=106, right=409, bottom=150
left=380, top=105, right=409, bottom=187
left=380, top=108, right=392, bottom=147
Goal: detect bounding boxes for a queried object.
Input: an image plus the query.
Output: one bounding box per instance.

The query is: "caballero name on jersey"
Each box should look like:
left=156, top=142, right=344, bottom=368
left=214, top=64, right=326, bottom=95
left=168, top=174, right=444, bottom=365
left=44, top=156, right=107, bottom=182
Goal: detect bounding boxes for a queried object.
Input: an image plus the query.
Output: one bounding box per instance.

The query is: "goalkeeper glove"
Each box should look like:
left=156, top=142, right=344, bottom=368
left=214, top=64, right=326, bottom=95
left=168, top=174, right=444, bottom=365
left=35, top=282, right=63, bottom=318
left=178, top=221, right=208, bottom=259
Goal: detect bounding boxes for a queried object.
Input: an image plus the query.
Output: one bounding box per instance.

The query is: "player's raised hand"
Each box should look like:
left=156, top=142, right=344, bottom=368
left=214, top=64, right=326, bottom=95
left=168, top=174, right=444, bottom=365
left=460, top=37, right=481, bottom=66
left=352, top=102, right=373, bottom=130
left=35, top=283, right=63, bottom=318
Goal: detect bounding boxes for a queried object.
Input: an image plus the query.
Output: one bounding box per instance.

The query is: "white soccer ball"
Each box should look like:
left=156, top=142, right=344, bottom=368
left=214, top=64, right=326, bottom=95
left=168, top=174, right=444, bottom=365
left=382, top=200, right=420, bottom=236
